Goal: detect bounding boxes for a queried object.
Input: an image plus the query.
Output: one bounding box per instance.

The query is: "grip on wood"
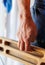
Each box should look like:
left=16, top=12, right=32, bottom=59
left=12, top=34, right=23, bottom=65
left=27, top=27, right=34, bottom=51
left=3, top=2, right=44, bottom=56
left=0, top=37, right=45, bottom=65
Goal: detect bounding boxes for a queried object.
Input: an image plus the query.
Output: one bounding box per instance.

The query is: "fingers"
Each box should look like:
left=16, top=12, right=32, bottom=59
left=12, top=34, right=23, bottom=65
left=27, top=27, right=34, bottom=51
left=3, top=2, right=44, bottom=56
left=18, top=40, right=21, bottom=48
left=18, top=39, right=32, bottom=51
left=25, top=40, right=30, bottom=51
left=17, top=30, right=31, bottom=51
left=24, top=38, right=32, bottom=51
left=20, top=40, right=25, bottom=51
left=18, top=40, right=25, bottom=51
left=25, top=41, right=29, bottom=51
left=18, top=39, right=25, bottom=51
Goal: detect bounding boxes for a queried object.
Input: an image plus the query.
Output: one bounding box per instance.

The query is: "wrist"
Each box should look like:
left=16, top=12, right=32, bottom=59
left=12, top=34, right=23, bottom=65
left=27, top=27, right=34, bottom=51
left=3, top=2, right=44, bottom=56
left=19, top=10, right=30, bottom=21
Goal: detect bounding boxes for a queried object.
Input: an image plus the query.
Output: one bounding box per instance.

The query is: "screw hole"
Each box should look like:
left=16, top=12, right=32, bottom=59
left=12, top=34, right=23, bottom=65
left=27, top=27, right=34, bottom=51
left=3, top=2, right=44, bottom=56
left=6, top=50, right=10, bottom=54
left=0, top=47, right=4, bottom=51
left=4, top=41, right=10, bottom=46
left=40, top=63, right=45, bottom=65
left=0, top=39, right=2, bottom=44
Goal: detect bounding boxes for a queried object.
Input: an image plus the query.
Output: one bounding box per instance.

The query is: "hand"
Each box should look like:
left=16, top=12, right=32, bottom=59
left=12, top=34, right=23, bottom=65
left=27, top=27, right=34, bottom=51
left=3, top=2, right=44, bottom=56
left=17, top=20, right=37, bottom=51
left=17, top=0, right=37, bottom=51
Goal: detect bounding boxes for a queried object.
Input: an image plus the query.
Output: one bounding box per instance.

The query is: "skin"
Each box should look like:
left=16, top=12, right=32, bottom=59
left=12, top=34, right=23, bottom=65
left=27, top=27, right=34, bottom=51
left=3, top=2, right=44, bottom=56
left=17, top=0, right=37, bottom=51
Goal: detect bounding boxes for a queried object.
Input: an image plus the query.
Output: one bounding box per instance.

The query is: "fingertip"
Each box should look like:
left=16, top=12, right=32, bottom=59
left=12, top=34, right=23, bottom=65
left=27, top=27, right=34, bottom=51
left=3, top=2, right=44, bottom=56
left=25, top=40, right=30, bottom=51
left=17, top=41, right=21, bottom=49
left=17, top=42, right=19, bottom=48
left=20, top=41, right=25, bottom=51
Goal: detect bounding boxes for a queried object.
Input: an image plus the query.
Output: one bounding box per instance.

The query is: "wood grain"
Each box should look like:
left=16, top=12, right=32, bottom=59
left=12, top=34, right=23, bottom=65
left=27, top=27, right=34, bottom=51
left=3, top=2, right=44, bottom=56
left=0, top=37, right=45, bottom=65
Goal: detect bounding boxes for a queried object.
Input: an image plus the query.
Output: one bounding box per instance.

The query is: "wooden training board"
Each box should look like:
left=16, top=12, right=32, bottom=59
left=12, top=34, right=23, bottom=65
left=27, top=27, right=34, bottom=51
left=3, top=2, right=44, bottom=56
left=0, top=37, right=45, bottom=65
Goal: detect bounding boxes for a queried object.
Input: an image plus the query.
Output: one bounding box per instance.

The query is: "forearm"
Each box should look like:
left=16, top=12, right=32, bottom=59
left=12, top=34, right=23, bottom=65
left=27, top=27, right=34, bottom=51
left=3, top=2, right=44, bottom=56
left=17, top=0, right=37, bottom=51
left=17, top=0, right=33, bottom=22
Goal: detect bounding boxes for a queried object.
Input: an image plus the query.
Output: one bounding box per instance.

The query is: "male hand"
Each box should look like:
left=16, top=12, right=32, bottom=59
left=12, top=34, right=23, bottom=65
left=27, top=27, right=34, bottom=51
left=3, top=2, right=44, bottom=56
left=17, top=19, right=37, bottom=51
left=17, top=0, right=37, bottom=51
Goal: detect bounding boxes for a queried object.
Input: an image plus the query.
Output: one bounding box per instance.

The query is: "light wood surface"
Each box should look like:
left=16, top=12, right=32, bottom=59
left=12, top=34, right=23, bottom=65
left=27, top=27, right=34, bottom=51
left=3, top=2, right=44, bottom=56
left=0, top=37, right=45, bottom=65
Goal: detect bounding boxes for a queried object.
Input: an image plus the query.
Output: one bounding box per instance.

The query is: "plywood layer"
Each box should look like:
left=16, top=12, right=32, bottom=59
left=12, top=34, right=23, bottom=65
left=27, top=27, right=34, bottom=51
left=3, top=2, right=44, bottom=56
left=0, top=37, right=45, bottom=65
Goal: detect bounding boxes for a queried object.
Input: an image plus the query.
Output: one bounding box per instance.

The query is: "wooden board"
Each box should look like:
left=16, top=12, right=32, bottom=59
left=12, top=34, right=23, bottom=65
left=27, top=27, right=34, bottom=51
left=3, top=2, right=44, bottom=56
left=0, top=37, right=45, bottom=65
